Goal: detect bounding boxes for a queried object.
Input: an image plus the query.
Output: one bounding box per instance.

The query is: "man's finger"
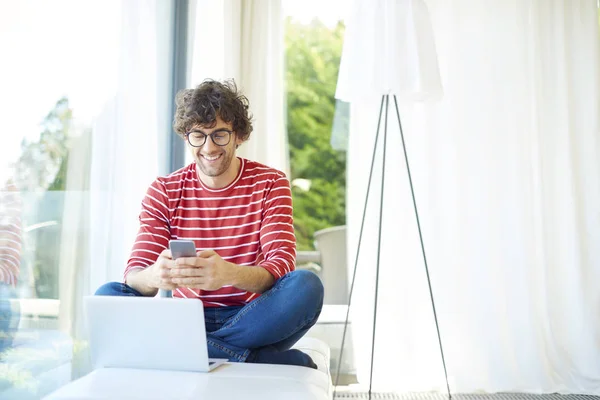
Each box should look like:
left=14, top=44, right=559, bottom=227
left=160, top=249, right=173, bottom=259
left=171, top=277, right=204, bottom=286
left=170, top=268, right=204, bottom=277
left=160, top=269, right=171, bottom=278
left=174, top=257, right=210, bottom=267
left=197, top=249, right=216, bottom=258
left=161, top=259, right=178, bottom=269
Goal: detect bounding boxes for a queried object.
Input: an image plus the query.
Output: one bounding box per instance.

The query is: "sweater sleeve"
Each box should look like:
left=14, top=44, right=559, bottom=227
left=258, top=176, right=296, bottom=280
left=124, top=179, right=172, bottom=282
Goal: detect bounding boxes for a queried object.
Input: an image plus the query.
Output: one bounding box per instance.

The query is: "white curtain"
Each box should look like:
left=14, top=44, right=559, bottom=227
left=189, top=0, right=289, bottom=176
left=88, top=0, right=174, bottom=289
left=58, top=0, right=175, bottom=341
left=58, top=132, right=92, bottom=340
left=342, top=0, right=600, bottom=394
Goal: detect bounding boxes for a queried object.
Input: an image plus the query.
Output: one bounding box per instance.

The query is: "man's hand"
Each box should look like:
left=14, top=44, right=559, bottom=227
left=128, top=249, right=275, bottom=295
left=126, top=249, right=179, bottom=296
left=170, top=250, right=235, bottom=290
left=146, top=249, right=179, bottom=290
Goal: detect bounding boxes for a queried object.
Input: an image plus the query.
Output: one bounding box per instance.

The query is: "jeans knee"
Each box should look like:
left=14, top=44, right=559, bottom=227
left=95, top=282, right=132, bottom=296
left=287, top=270, right=324, bottom=307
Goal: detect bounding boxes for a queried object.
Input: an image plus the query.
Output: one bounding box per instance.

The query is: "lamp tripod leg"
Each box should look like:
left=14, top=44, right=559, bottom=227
left=366, top=94, right=390, bottom=400
left=393, top=95, right=452, bottom=400
left=335, top=94, right=451, bottom=400
left=334, top=95, right=386, bottom=397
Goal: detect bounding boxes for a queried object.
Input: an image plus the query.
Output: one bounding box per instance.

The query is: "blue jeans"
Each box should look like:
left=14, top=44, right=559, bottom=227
left=95, top=270, right=324, bottom=362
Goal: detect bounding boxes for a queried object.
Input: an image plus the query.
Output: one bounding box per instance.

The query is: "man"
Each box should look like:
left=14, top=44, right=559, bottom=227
left=95, top=79, right=324, bottom=369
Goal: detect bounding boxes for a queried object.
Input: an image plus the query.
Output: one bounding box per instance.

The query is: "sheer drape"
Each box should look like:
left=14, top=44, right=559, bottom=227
left=342, top=0, right=600, bottom=394
left=58, top=0, right=174, bottom=345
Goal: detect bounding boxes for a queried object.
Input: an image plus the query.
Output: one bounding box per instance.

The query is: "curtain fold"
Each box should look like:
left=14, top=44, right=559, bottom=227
left=87, top=0, right=172, bottom=290
left=58, top=131, right=91, bottom=340
left=190, top=0, right=289, bottom=176
left=58, top=0, right=175, bottom=348
left=342, top=0, right=600, bottom=394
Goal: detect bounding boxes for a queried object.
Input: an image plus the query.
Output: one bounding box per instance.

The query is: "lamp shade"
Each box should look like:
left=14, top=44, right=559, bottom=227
left=335, top=0, right=443, bottom=102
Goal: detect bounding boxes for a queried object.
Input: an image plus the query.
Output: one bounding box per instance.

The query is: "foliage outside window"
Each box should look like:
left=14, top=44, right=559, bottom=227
left=285, top=18, right=346, bottom=251
left=11, top=98, right=74, bottom=299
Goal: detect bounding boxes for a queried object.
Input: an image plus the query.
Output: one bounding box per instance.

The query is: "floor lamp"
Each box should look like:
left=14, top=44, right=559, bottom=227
left=332, top=1, right=451, bottom=399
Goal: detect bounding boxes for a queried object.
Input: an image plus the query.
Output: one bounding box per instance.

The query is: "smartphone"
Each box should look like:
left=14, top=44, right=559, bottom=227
left=159, top=240, right=197, bottom=298
left=169, top=239, right=197, bottom=259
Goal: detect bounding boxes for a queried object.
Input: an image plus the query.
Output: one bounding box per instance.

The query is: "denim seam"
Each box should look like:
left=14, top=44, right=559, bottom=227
left=206, top=339, right=251, bottom=362
left=213, top=306, right=243, bottom=324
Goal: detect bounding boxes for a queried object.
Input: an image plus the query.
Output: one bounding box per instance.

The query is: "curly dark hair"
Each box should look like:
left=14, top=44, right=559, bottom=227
left=173, top=79, right=253, bottom=141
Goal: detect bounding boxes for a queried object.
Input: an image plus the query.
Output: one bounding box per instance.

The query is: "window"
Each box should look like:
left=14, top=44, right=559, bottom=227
left=283, top=0, right=347, bottom=252
left=283, top=0, right=357, bottom=388
left=1, top=1, right=120, bottom=303
left=0, top=1, right=174, bottom=397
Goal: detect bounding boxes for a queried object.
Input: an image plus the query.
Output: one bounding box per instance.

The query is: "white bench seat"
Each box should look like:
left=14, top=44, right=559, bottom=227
left=43, top=337, right=332, bottom=400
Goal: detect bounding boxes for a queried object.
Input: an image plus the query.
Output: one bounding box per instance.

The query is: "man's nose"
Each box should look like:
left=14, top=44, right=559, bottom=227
left=203, top=135, right=219, bottom=152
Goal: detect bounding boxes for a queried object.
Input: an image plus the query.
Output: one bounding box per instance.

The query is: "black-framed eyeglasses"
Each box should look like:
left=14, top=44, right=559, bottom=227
left=185, top=129, right=233, bottom=147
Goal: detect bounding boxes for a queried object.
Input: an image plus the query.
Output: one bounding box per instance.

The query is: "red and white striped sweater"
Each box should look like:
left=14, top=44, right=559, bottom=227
left=124, top=158, right=296, bottom=307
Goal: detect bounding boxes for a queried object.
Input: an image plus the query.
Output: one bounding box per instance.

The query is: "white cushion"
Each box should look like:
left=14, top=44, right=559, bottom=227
left=43, top=365, right=331, bottom=400
left=44, top=338, right=333, bottom=400
left=292, top=336, right=331, bottom=374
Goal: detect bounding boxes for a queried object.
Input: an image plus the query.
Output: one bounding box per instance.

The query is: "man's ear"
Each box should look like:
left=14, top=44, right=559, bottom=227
left=234, top=134, right=244, bottom=149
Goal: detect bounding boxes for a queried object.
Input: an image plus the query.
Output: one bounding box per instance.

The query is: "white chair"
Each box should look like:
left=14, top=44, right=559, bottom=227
left=313, top=226, right=348, bottom=305
left=300, top=225, right=357, bottom=385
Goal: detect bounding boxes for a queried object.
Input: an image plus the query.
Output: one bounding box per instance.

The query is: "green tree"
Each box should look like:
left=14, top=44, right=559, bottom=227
left=14, top=97, right=72, bottom=192
left=12, top=97, right=73, bottom=299
left=285, top=18, right=346, bottom=250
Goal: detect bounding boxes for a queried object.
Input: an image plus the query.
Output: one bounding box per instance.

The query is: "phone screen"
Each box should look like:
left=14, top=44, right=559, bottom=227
left=169, top=239, right=197, bottom=259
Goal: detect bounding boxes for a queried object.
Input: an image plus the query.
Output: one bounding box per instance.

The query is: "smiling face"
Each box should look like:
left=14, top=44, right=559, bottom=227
left=187, top=115, right=243, bottom=188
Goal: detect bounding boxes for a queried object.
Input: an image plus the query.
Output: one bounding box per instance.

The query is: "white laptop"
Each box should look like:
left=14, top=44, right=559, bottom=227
left=84, top=296, right=227, bottom=372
